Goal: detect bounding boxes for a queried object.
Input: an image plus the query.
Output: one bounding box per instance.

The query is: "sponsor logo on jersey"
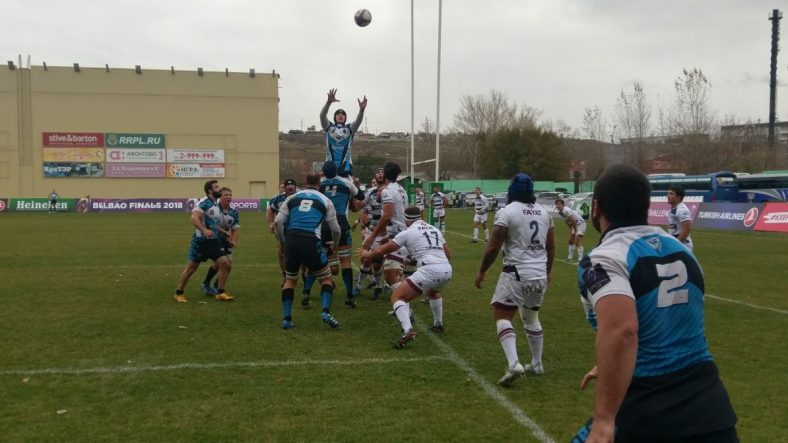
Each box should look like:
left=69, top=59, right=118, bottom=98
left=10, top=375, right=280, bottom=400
left=583, top=263, right=611, bottom=295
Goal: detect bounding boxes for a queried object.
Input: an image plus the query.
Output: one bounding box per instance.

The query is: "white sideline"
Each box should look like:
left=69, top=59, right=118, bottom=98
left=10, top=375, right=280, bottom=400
left=444, top=229, right=788, bottom=316
left=414, top=318, right=556, bottom=443
left=0, top=356, right=449, bottom=376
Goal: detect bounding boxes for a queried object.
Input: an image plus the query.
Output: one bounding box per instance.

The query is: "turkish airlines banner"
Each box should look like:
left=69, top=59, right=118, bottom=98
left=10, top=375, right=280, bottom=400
left=754, top=202, right=788, bottom=233
left=43, top=132, right=104, bottom=147
left=693, top=203, right=763, bottom=231
left=647, top=202, right=701, bottom=226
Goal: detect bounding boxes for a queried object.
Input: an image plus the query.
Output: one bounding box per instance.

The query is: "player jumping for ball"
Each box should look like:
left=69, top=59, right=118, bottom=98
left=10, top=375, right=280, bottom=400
left=320, top=88, right=367, bottom=177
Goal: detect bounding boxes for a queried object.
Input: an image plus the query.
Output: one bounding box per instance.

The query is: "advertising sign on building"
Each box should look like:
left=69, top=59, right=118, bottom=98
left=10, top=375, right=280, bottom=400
left=167, top=149, right=225, bottom=164
left=647, top=202, right=701, bottom=226
left=43, top=132, right=104, bottom=147
left=0, top=198, right=7, bottom=212
left=754, top=202, right=788, bottom=233
left=166, top=163, right=225, bottom=178
left=105, top=133, right=165, bottom=148
left=9, top=198, right=76, bottom=212
left=105, top=163, right=166, bottom=178
left=43, top=163, right=105, bottom=177
left=693, top=203, right=764, bottom=231
left=43, top=148, right=104, bottom=163
left=229, top=199, right=262, bottom=212
left=106, top=148, right=166, bottom=163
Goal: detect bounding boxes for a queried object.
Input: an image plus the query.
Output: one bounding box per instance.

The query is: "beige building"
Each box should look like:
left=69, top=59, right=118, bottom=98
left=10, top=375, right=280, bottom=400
left=0, top=64, right=279, bottom=198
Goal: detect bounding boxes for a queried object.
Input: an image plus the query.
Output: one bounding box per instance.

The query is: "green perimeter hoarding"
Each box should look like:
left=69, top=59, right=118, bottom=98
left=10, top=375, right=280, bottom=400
left=9, top=198, right=77, bottom=212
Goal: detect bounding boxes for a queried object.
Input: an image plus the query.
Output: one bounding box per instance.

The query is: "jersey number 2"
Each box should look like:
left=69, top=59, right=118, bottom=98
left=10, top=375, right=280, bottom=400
left=656, top=261, right=689, bottom=308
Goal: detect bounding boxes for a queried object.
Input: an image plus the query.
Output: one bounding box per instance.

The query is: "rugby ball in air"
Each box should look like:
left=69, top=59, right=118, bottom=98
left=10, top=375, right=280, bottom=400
left=354, top=9, right=372, bottom=27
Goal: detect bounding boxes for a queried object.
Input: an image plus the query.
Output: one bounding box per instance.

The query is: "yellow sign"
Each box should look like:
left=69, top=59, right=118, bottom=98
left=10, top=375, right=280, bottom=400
left=43, top=148, right=104, bottom=163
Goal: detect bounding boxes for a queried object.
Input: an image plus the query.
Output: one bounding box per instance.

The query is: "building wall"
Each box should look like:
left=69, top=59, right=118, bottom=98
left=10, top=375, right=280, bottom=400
left=0, top=65, right=279, bottom=198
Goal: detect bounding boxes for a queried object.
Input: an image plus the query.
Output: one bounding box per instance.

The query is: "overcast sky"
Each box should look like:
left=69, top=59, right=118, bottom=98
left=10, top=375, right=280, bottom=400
left=4, top=0, right=786, bottom=137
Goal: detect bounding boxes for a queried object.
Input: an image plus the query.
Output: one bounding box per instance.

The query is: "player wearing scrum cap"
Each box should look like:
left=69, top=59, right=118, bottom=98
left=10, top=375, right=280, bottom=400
left=475, top=173, right=555, bottom=387
left=362, top=162, right=408, bottom=289
left=320, top=88, right=367, bottom=177
left=360, top=206, right=452, bottom=349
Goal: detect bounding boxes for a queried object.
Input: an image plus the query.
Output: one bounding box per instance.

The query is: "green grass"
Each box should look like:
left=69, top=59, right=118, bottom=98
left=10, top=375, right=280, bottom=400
left=0, top=209, right=786, bottom=442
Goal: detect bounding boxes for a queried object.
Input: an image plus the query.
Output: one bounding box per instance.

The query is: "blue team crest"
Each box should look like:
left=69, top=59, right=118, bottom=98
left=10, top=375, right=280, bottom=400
left=646, top=236, right=662, bottom=251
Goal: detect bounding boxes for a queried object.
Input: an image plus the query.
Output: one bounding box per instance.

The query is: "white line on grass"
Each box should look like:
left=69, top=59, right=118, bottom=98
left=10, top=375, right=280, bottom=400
left=444, top=229, right=788, bottom=316
left=0, top=356, right=450, bottom=376
left=57, top=263, right=279, bottom=270
left=413, top=317, right=556, bottom=443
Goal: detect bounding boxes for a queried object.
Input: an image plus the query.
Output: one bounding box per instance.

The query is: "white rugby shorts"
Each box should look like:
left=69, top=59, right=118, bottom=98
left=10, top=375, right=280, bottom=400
left=384, top=245, right=408, bottom=271
left=433, top=208, right=446, bottom=218
left=574, top=221, right=587, bottom=236
left=490, top=272, right=547, bottom=309
left=405, top=264, right=452, bottom=294
left=473, top=212, right=488, bottom=224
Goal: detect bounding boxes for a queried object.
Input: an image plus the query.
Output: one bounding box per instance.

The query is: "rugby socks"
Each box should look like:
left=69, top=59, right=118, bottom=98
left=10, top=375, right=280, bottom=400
left=303, top=274, right=316, bottom=296
left=429, top=298, right=443, bottom=326
left=341, top=268, right=354, bottom=298
left=320, top=284, right=334, bottom=313
left=473, top=227, right=479, bottom=240
left=356, top=265, right=371, bottom=289
left=526, top=327, right=544, bottom=366
left=568, top=245, right=576, bottom=261
left=484, top=229, right=489, bottom=241
left=281, top=288, right=294, bottom=321
left=374, top=268, right=384, bottom=289
left=392, top=300, right=413, bottom=332
left=577, top=246, right=584, bottom=260
left=203, top=266, right=218, bottom=285
left=496, top=319, right=519, bottom=368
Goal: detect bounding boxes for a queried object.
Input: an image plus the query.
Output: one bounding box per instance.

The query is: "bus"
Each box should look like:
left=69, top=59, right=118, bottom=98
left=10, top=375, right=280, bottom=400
left=648, top=171, right=739, bottom=202
left=736, top=171, right=788, bottom=202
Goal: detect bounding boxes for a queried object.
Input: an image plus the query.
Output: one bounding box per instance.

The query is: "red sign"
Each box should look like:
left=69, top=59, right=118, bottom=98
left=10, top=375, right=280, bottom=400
left=754, top=202, right=788, bottom=233
left=43, top=132, right=104, bottom=147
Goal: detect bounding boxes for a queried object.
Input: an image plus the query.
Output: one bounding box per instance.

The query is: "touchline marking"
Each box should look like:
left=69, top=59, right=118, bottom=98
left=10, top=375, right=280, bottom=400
left=445, top=229, right=787, bottom=316
left=57, top=263, right=279, bottom=270
left=0, top=356, right=449, bottom=376
left=414, top=317, right=555, bottom=443
left=704, top=294, right=788, bottom=315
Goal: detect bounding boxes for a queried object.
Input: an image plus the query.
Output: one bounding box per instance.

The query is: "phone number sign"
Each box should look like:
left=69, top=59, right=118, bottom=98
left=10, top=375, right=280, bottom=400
left=166, top=149, right=224, bottom=163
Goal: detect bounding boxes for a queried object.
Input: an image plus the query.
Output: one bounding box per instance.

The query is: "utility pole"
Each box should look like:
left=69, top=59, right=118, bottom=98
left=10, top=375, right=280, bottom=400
left=767, top=9, right=782, bottom=156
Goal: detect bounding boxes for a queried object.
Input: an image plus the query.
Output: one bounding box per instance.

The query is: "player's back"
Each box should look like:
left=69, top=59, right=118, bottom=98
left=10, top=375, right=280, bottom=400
left=320, top=177, right=355, bottom=217
left=394, top=220, right=449, bottom=265
left=560, top=206, right=584, bottom=224
left=582, top=225, right=710, bottom=376
left=496, top=201, right=553, bottom=278
left=282, top=190, right=333, bottom=237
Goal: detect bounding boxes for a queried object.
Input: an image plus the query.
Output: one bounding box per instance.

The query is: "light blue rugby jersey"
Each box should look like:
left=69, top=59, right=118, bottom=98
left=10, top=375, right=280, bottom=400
left=279, top=190, right=336, bottom=239
left=320, top=177, right=358, bottom=217
left=579, top=225, right=711, bottom=377
left=325, top=124, right=354, bottom=175
left=194, top=197, right=222, bottom=238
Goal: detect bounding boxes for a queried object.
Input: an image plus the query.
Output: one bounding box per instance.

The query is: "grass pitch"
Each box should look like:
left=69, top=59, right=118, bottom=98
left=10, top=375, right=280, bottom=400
left=0, top=209, right=786, bottom=442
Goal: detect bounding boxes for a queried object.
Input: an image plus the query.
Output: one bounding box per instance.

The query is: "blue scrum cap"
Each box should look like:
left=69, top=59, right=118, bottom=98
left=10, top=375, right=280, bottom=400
left=508, top=172, right=534, bottom=195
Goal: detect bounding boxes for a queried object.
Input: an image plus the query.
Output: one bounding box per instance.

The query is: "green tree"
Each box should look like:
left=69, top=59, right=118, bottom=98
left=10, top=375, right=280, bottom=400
left=479, top=127, right=567, bottom=180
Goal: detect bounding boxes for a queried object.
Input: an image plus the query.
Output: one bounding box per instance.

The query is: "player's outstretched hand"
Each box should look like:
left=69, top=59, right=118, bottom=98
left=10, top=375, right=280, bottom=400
left=474, top=272, right=485, bottom=289
left=356, top=248, right=369, bottom=261
left=580, top=365, right=598, bottom=390
left=327, top=88, right=339, bottom=104
left=358, top=95, right=367, bottom=110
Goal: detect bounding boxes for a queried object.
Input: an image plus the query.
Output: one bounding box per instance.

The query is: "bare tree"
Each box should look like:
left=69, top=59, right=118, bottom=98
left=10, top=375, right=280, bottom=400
left=452, top=90, right=539, bottom=177
left=670, top=68, right=715, bottom=135
left=582, top=106, right=607, bottom=142
left=615, top=82, right=652, bottom=141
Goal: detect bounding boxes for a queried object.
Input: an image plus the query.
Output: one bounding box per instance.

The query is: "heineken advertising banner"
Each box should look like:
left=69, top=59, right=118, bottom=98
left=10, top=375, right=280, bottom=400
left=83, top=198, right=192, bottom=213
left=9, top=198, right=76, bottom=212
left=0, top=198, right=7, bottom=213
left=694, top=203, right=763, bottom=231
left=43, top=162, right=105, bottom=177
left=43, top=148, right=104, bottom=163
left=43, top=132, right=104, bottom=147
left=105, top=133, right=165, bottom=148
left=106, top=148, right=166, bottom=163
